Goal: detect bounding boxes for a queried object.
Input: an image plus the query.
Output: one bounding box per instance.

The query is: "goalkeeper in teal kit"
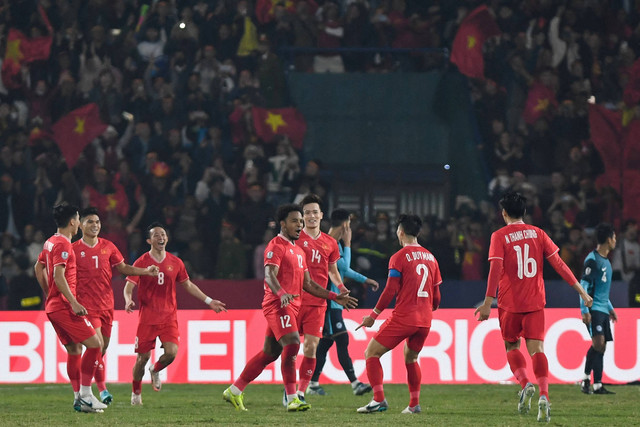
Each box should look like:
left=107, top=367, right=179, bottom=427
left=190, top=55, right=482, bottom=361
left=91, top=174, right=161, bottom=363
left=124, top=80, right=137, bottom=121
left=580, top=223, right=618, bottom=395
left=307, top=209, right=379, bottom=396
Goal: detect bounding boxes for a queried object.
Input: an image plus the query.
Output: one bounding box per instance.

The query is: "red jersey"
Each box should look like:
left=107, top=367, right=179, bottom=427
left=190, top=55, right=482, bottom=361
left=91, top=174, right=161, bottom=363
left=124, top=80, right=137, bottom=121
left=126, top=251, right=189, bottom=325
left=386, top=244, right=442, bottom=327
left=298, top=229, right=340, bottom=306
left=263, top=235, right=308, bottom=311
left=37, top=234, right=77, bottom=314
left=488, top=222, right=559, bottom=313
left=73, top=238, right=125, bottom=312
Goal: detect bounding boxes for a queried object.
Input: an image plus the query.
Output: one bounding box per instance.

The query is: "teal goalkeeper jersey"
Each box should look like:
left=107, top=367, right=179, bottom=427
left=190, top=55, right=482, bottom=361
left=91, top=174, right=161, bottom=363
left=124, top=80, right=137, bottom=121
left=579, top=250, right=614, bottom=315
left=328, top=242, right=368, bottom=310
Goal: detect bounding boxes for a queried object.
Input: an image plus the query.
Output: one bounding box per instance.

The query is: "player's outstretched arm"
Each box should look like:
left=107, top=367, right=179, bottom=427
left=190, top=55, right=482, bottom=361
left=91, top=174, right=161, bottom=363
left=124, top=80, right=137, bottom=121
left=302, top=271, right=358, bottom=309
left=179, top=279, right=227, bottom=313
left=355, top=273, right=399, bottom=330
left=124, top=280, right=136, bottom=312
left=265, top=264, right=298, bottom=308
left=116, top=262, right=159, bottom=277
left=547, top=252, right=593, bottom=307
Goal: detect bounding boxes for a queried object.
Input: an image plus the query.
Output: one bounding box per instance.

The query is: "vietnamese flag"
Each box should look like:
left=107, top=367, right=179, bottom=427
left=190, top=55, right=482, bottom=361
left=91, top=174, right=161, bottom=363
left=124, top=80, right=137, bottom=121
left=522, top=82, right=558, bottom=124
left=252, top=106, right=307, bottom=149
left=450, top=5, right=501, bottom=80
left=1, top=29, right=53, bottom=88
left=51, top=103, right=108, bottom=169
left=255, top=0, right=316, bottom=24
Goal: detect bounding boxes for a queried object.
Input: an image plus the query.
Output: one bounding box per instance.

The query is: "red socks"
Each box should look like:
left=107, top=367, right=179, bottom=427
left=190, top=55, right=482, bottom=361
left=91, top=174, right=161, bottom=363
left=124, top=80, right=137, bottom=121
left=298, top=356, right=316, bottom=395
left=80, top=347, right=100, bottom=387
left=506, top=349, right=530, bottom=389
left=153, top=360, right=166, bottom=373
left=132, top=380, right=142, bottom=395
left=532, top=352, right=549, bottom=399
left=233, top=350, right=279, bottom=392
left=95, top=354, right=106, bottom=392
left=406, top=362, right=421, bottom=407
left=366, top=357, right=385, bottom=402
left=281, top=344, right=299, bottom=396
left=67, top=353, right=81, bottom=392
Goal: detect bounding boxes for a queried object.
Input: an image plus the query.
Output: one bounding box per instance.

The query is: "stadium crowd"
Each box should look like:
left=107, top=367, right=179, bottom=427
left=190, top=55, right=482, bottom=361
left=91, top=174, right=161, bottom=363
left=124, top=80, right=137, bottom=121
left=1, top=0, right=639, bottom=309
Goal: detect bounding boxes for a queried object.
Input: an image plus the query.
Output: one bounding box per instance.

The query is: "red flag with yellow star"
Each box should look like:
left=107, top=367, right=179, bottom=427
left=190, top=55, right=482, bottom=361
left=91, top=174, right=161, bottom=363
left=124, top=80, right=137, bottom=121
left=52, top=103, right=108, bottom=168
left=522, top=82, right=558, bottom=125
left=450, top=5, right=501, bottom=80
left=1, top=28, right=52, bottom=88
left=252, top=106, right=307, bottom=149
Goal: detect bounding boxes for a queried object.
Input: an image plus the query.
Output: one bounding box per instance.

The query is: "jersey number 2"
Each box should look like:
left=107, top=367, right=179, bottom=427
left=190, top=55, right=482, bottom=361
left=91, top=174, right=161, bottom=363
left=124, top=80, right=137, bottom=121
left=416, top=264, right=429, bottom=297
left=514, top=244, right=537, bottom=279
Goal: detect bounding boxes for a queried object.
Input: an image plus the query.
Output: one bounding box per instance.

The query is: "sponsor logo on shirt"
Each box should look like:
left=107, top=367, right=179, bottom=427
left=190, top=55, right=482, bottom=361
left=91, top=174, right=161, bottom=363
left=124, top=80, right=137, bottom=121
left=168, top=265, right=174, bottom=271
left=80, top=251, right=86, bottom=257
left=304, top=241, right=308, bottom=247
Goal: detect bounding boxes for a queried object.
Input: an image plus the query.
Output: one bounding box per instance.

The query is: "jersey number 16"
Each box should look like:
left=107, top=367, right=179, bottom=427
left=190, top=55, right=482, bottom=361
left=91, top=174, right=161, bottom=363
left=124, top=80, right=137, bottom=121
left=514, top=244, right=537, bottom=279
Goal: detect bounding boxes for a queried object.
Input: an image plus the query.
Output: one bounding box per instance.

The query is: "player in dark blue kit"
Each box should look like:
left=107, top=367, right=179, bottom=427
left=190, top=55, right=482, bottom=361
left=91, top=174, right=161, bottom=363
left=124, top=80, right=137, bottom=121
left=580, top=223, right=618, bottom=395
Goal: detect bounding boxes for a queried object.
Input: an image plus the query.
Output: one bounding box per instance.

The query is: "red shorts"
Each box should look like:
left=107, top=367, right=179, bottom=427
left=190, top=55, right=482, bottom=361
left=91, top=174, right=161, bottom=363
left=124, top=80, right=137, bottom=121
left=264, top=303, right=300, bottom=342
left=374, top=317, right=430, bottom=353
left=47, top=309, right=96, bottom=346
left=498, top=308, right=545, bottom=342
left=135, top=320, right=180, bottom=354
left=297, top=304, right=326, bottom=338
left=87, top=309, right=114, bottom=338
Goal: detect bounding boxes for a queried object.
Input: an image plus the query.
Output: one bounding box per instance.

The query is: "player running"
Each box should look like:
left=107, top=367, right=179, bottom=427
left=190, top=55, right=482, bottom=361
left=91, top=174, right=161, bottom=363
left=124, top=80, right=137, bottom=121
left=356, top=213, right=442, bottom=414
left=124, top=222, right=226, bottom=405
left=223, top=204, right=357, bottom=412
left=34, top=203, right=107, bottom=413
left=73, top=207, right=159, bottom=404
left=475, top=191, right=593, bottom=422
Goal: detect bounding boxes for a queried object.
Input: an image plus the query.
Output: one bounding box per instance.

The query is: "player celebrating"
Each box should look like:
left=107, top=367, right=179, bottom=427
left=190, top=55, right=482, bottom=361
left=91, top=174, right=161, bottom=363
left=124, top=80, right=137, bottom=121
left=356, top=214, right=442, bottom=414
left=73, top=207, right=160, bottom=404
left=290, top=194, right=347, bottom=404
left=309, top=208, right=379, bottom=396
left=580, top=223, right=617, bottom=395
left=474, top=192, right=593, bottom=422
left=34, top=203, right=107, bottom=413
left=223, top=204, right=358, bottom=412
left=124, top=222, right=226, bottom=405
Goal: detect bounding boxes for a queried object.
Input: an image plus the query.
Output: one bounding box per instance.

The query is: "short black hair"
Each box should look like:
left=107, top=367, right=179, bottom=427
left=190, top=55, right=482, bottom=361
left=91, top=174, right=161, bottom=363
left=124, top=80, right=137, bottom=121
left=499, top=191, right=527, bottom=219
left=146, top=221, right=167, bottom=239
left=595, top=223, right=615, bottom=245
left=330, top=209, right=350, bottom=227
left=52, top=203, right=79, bottom=228
left=397, top=213, right=422, bottom=237
left=80, top=207, right=99, bottom=220
left=276, top=204, right=303, bottom=223
left=300, top=193, right=323, bottom=210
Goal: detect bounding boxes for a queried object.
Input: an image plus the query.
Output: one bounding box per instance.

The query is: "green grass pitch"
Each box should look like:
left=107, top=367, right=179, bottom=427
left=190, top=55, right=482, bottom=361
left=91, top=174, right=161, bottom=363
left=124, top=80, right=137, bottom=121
left=0, top=383, right=638, bottom=426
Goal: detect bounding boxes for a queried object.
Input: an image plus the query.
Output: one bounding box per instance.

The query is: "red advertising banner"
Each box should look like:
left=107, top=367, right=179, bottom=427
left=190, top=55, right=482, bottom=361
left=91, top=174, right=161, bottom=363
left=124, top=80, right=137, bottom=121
left=1, top=309, right=638, bottom=384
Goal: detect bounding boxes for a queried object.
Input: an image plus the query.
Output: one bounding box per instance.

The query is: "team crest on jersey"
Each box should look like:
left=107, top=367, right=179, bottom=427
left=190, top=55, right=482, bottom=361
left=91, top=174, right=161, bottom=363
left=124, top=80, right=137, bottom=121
left=585, top=267, right=591, bottom=275
left=167, top=265, right=174, bottom=271
left=101, top=249, right=108, bottom=254
left=322, top=244, right=328, bottom=250
left=267, top=251, right=274, bottom=259
left=80, top=251, right=85, bottom=257
left=61, top=251, right=69, bottom=259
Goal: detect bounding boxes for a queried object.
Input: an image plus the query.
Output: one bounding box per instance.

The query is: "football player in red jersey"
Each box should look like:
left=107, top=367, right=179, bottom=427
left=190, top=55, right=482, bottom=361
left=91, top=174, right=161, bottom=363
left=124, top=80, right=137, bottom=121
left=292, top=194, right=348, bottom=404
left=73, top=207, right=159, bottom=404
left=124, top=222, right=226, bottom=405
left=34, top=204, right=106, bottom=413
left=223, top=204, right=357, bottom=412
left=474, top=192, right=593, bottom=422
left=356, top=214, right=442, bottom=414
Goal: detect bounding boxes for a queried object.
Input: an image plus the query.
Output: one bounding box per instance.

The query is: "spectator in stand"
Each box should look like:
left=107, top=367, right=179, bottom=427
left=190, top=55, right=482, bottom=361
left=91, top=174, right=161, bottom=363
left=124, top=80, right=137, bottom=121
left=215, top=221, right=248, bottom=279
left=612, top=220, right=640, bottom=307
left=237, top=182, right=275, bottom=250
left=291, top=0, right=318, bottom=72
left=0, top=174, right=31, bottom=241
left=266, top=136, right=299, bottom=207
left=8, top=255, right=43, bottom=310
left=561, top=226, right=590, bottom=279
left=314, top=2, right=345, bottom=73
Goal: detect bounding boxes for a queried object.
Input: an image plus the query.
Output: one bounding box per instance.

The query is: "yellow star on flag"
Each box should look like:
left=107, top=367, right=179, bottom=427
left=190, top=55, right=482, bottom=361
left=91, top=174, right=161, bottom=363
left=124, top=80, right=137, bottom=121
left=467, top=35, right=477, bottom=49
left=5, top=39, right=24, bottom=65
left=74, top=117, right=86, bottom=134
left=106, top=194, right=118, bottom=210
left=533, top=98, right=549, bottom=112
left=265, top=111, right=286, bottom=132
